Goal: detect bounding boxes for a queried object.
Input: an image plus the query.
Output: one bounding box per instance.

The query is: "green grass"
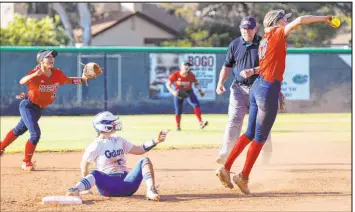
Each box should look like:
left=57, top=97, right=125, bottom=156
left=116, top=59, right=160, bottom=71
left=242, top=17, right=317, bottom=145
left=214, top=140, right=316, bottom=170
left=0, top=113, right=351, bottom=153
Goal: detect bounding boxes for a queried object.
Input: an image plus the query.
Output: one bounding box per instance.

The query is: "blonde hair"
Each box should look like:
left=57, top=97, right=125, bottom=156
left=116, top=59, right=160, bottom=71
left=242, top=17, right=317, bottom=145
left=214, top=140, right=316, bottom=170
left=263, top=10, right=285, bottom=28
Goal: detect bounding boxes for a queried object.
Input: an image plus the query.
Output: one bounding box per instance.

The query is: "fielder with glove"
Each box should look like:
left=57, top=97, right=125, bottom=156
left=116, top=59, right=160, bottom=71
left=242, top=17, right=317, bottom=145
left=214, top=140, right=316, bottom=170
left=165, top=62, right=208, bottom=131
left=0, top=49, right=102, bottom=171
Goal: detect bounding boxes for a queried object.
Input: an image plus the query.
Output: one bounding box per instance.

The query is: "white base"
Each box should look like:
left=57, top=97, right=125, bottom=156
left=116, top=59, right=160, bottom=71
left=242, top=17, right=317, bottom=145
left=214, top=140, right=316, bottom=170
left=42, top=196, right=82, bottom=205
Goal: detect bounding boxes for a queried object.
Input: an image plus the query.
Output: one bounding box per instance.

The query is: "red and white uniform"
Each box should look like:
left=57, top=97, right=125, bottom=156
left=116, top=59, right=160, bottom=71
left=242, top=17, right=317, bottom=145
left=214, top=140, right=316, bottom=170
left=26, top=66, right=68, bottom=108
left=168, top=70, right=197, bottom=91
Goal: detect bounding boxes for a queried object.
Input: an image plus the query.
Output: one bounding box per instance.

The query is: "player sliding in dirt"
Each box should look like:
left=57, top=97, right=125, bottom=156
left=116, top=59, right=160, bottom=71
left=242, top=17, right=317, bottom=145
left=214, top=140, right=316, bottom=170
left=66, top=111, right=169, bottom=201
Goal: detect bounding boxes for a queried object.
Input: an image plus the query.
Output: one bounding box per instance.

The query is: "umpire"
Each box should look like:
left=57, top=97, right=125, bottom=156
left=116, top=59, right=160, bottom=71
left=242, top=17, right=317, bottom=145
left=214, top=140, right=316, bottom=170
left=215, top=16, right=272, bottom=164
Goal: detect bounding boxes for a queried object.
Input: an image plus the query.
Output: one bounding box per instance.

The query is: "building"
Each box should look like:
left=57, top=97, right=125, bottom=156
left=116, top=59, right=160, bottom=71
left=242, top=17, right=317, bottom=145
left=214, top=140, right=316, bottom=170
left=73, top=3, right=188, bottom=46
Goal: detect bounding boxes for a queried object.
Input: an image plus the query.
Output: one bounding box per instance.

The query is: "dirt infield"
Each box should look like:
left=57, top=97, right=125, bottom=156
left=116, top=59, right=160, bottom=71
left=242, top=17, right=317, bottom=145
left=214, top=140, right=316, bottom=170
left=1, top=136, right=351, bottom=211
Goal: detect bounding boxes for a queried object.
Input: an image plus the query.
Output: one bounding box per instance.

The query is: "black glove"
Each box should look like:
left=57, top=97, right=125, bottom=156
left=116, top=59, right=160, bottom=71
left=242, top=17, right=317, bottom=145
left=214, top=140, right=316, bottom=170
left=177, top=90, right=189, bottom=100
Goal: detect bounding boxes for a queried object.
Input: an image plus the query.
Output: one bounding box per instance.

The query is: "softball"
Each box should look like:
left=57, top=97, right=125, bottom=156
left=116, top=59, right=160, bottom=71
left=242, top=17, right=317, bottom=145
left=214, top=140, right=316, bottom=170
left=330, top=17, right=341, bottom=28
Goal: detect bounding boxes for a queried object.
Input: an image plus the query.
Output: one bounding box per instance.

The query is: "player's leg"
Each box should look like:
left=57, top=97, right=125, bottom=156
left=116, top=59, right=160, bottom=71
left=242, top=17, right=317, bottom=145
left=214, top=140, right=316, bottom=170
left=1, top=119, right=28, bottom=156
left=217, top=83, right=249, bottom=164
left=235, top=79, right=280, bottom=194
left=186, top=91, right=208, bottom=129
left=173, top=95, right=184, bottom=131
left=122, top=157, right=159, bottom=200
left=216, top=84, right=256, bottom=189
left=67, top=171, right=98, bottom=196
left=19, top=100, right=43, bottom=171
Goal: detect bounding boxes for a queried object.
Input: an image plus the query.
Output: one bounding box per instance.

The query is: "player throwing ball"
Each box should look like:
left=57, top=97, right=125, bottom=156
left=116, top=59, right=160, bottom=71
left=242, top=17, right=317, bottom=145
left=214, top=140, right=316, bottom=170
left=216, top=10, right=338, bottom=194
left=66, top=111, right=169, bottom=201
left=0, top=50, right=88, bottom=171
left=165, top=62, right=208, bottom=131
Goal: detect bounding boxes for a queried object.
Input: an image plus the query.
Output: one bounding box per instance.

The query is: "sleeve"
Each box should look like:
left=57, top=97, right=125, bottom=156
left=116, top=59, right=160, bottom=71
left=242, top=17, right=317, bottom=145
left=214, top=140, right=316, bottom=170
left=56, top=69, right=69, bottom=85
left=223, top=41, right=236, bottom=68
left=81, top=142, right=99, bottom=164
left=168, top=72, right=177, bottom=83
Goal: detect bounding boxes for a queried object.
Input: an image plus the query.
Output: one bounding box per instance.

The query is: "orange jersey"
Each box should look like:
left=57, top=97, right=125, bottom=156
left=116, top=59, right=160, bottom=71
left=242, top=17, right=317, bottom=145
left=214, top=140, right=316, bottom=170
left=168, top=70, right=197, bottom=91
left=258, top=27, right=287, bottom=82
left=26, top=66, right=68, bottom=108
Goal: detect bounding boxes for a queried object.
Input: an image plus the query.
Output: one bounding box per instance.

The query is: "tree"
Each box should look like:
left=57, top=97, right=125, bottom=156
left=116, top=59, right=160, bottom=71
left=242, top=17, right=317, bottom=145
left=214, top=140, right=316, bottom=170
left=159, top=2, right=351, bottom=47
left=0, top=14, right=70, bottom=46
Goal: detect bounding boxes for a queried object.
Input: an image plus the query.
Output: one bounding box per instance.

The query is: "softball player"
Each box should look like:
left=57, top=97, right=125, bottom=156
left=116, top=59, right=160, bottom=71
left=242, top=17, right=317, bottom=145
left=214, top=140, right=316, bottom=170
left=215, top=16, right=274, bottom=165
left=66, top=111, right=168, bottom=201
left=0, top=49, right=86, bottom=171
left=216, top=10, right=336, bottom=194
left=165, top=62, right=208, bottom=131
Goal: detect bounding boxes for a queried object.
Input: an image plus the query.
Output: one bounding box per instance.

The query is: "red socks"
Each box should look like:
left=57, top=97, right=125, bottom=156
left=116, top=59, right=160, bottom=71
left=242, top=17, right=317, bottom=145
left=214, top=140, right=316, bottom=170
left=1, top=130, right=18, bottom=151
left=193, top=107, right=202, bottom=122
left=241, top=140, right=264, bottom=179
left=225, top=134, right=252, bottom=170
left=24, top=140, right=37, bottom=165
left=175, top=115, right=181, bottom=128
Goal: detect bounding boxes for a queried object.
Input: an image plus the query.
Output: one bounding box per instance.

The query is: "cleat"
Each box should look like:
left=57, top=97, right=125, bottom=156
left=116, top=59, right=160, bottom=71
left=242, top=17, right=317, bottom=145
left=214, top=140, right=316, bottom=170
left=146, top=187, right=160, bottom=201
left=215, top=166, right=233, bottom=189
left=177, top=127, right=181, bottom=131
left=233, top=173, right=251, bottom=194
left=21, top=161, right=36, bottom=171
left=200, top=121, right=208, bottom=129
left=66, top=187, right=80, bottom=196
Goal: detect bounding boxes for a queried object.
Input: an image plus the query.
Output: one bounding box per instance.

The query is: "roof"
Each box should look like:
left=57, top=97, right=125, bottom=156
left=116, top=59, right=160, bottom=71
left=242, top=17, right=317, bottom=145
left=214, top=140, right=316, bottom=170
left=74, top=3, right=188, bottom=42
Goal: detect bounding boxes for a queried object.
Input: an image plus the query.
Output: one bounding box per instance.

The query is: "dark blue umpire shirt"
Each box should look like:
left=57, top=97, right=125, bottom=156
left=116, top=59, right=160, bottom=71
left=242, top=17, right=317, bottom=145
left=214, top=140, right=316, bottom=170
left=224, top=34, right=262, bottom=86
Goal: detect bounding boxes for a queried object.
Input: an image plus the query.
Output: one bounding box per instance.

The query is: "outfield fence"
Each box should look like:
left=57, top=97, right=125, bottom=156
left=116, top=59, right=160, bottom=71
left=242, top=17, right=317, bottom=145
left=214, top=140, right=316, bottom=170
left=0, top=46, right=351, bottom=115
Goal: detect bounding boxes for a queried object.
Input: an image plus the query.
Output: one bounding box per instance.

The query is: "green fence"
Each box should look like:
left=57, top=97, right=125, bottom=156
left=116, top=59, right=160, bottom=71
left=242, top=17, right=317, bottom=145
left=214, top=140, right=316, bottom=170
left=0, top=47, right=352, bottom=115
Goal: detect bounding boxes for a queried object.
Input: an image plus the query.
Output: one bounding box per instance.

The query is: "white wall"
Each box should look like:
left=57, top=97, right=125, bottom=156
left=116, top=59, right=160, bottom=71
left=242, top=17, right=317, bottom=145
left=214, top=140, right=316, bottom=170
left=92, top=15, right=175, bottom=46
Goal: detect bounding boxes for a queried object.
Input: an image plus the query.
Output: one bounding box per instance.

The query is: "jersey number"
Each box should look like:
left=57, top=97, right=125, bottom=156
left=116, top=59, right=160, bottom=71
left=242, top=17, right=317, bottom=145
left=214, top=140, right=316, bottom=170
left=259, top=39, right=268, bottom=60
left=117, top=159, right=123, bottom=165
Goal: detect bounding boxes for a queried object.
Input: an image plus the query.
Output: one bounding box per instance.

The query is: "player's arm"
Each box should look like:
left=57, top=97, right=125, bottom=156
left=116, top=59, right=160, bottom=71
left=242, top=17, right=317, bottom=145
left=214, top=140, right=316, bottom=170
left=65, top=77, right=86, bottom=85
left=80, top=143, right=97, bottom=177
left=216, top=42, right=234, bottom=94
left=193, top=75, right=205, bottom=96
left=284, top=15, right=333, bottom=38
left=80, top=160, right=91, bottom=177
left=19, top=70, right=42, bottom=85
left=129, top=130, right=170, bottom=155
left=165, top=77, right=178, bottom=96
left=240, top=66, right=260, bottom=78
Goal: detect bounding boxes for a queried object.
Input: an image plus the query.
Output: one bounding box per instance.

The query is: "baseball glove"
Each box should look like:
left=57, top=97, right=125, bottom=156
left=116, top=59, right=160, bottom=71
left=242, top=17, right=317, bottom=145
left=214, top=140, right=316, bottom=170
left=177, top=90, right=189, bottom=100
left=82, top=62, right=103, bottom=86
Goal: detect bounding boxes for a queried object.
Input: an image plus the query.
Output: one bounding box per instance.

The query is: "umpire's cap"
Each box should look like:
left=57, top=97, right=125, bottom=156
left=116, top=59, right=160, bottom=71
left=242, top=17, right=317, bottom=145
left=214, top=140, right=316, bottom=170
left=240, top=16, right=257, bottom=29
left=263, top=10, right=292, bottom=28
left=36, top=50, right=58, bottom=64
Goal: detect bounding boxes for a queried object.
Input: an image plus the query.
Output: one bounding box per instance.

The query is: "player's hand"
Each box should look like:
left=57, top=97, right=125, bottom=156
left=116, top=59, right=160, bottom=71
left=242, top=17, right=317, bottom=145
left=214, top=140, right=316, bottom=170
left=240, top=69, right=254, bottom=79
left=199, top=90, right=206, bottom=97
left=156, top=130, right=170, bottom=144
left=216, top=83, right=226, bottom=95
left=15, top=92, right=26, bottom=100
left=35, top=69, right=43, bottom=76
left=172, top=91, right=178, bottom=97
left=324, top=15, right=337, bottom=28
left=279, top=92, right=286, bottom=112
